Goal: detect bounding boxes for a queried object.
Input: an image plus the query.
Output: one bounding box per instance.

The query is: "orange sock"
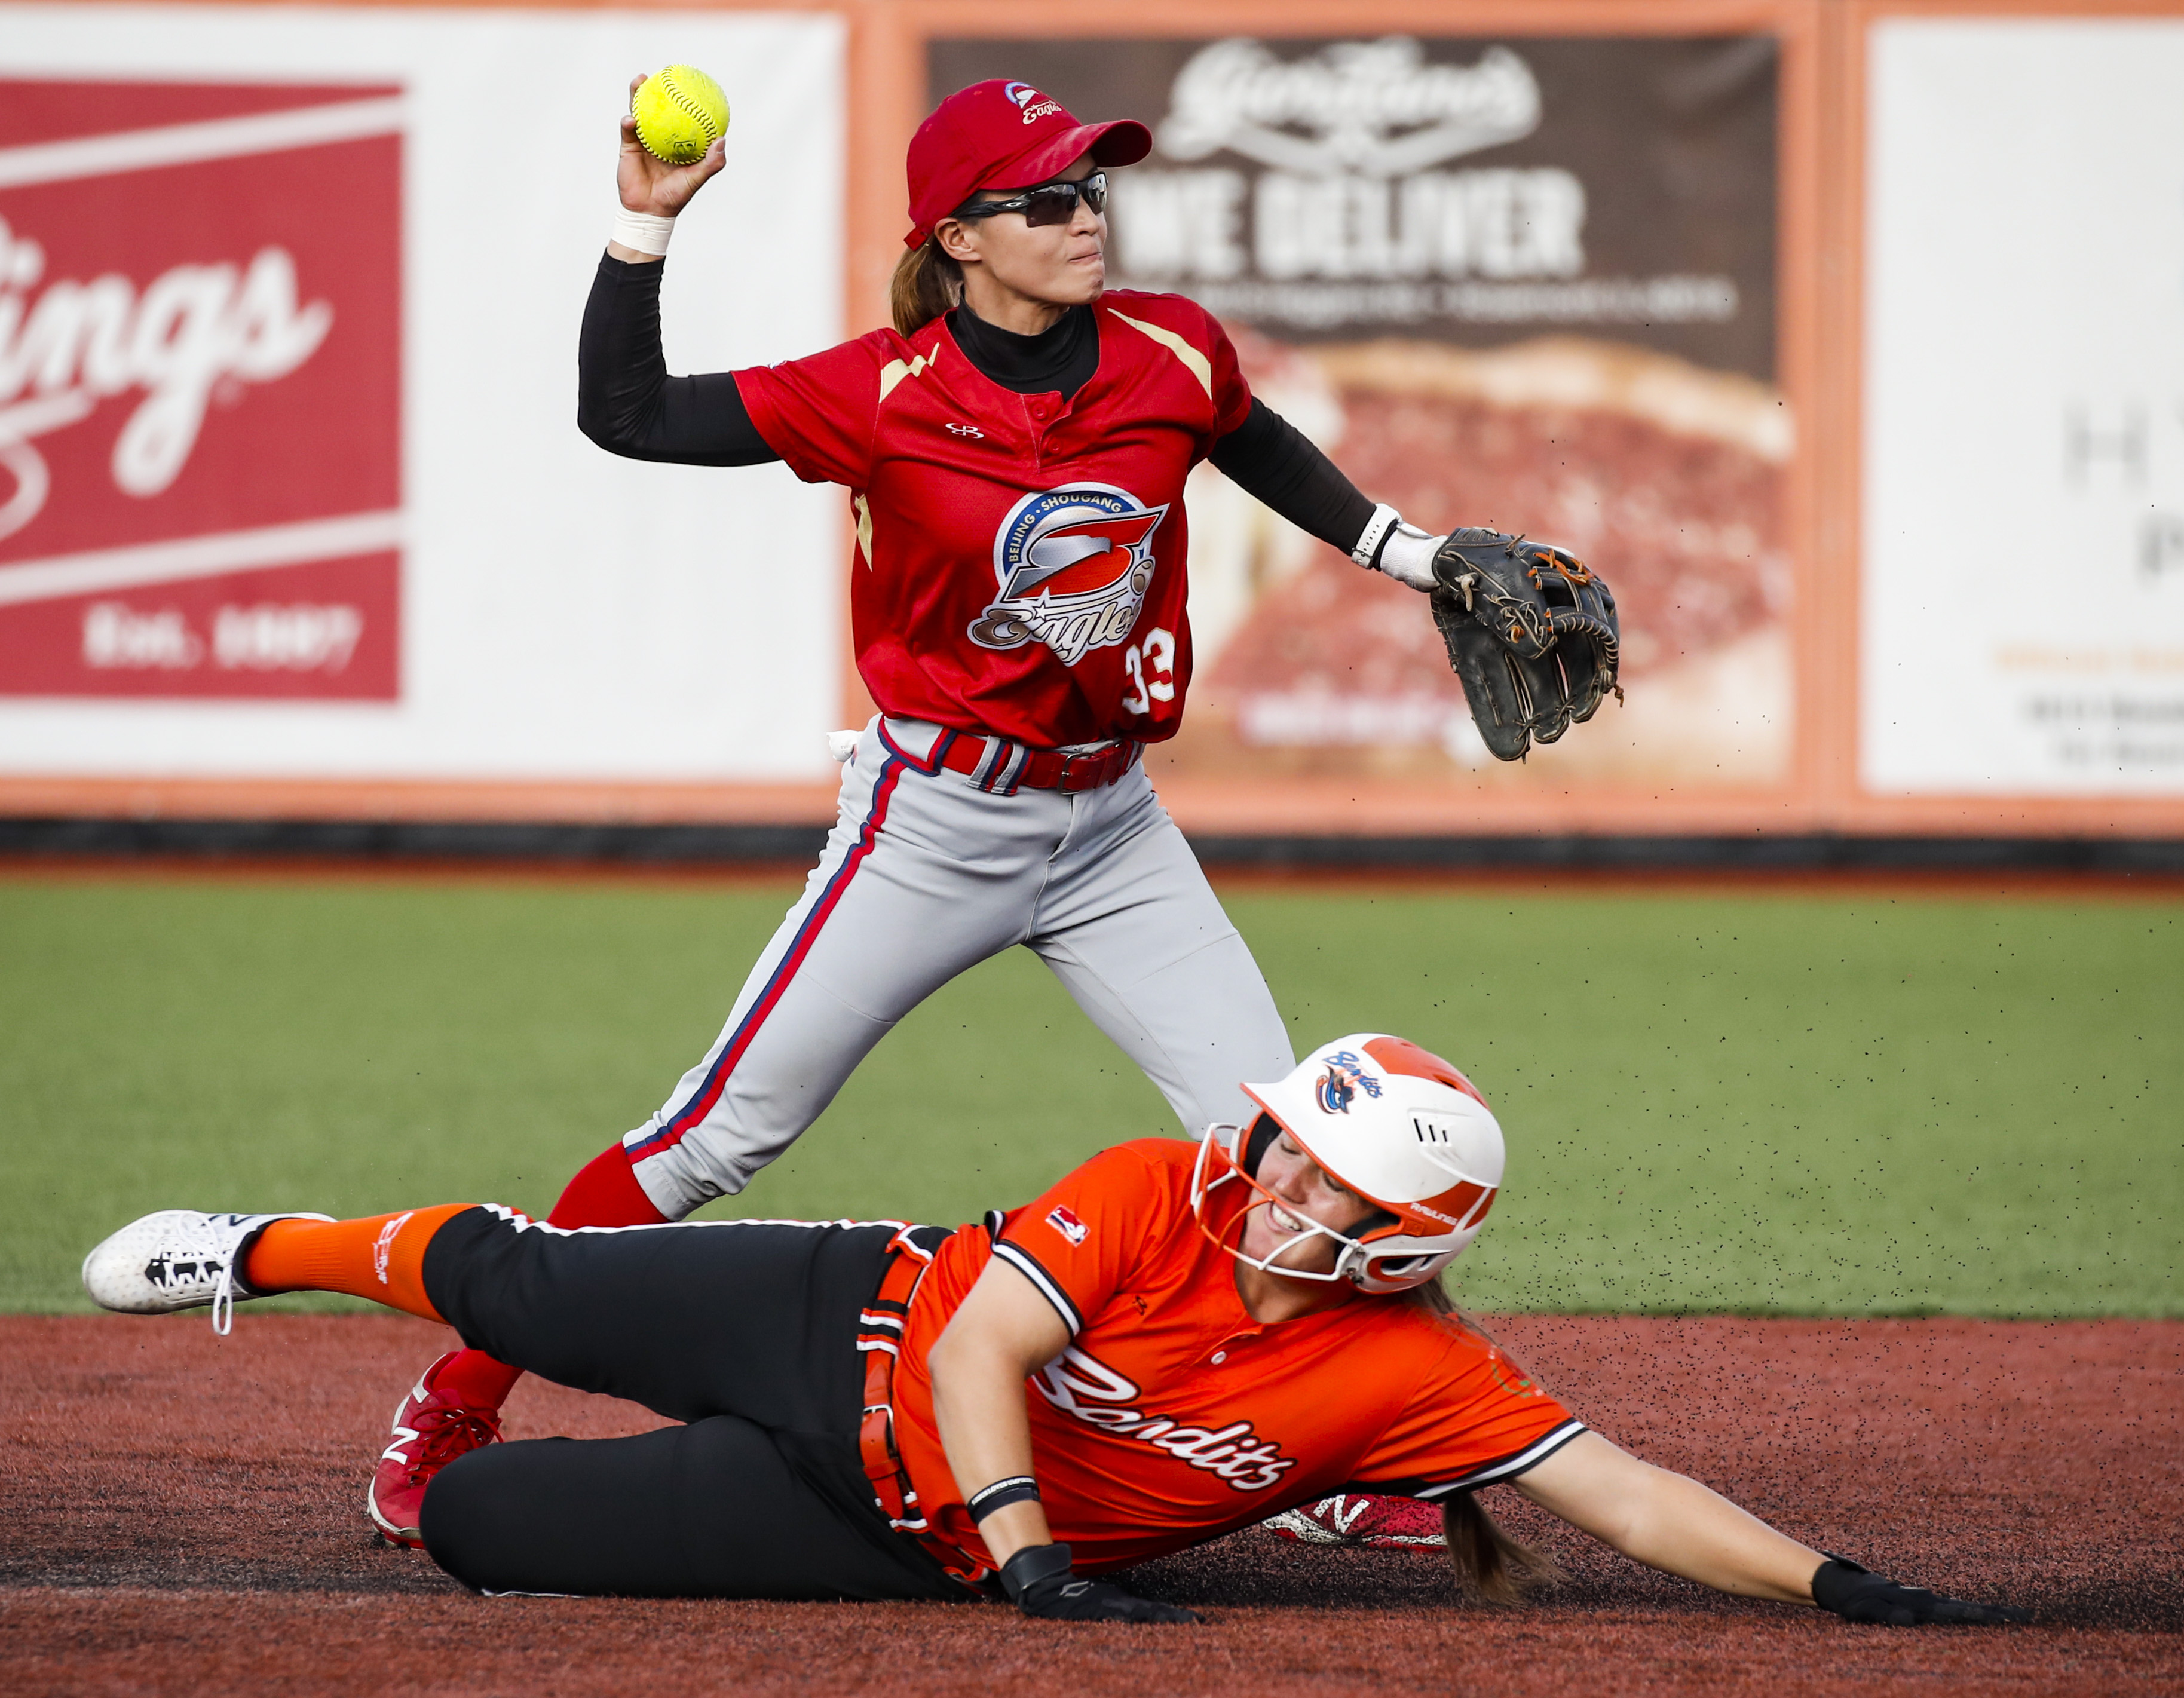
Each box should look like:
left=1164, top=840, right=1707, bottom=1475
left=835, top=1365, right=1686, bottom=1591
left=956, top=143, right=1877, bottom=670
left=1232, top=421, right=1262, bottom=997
left=244, top=1205, right=474, bottom=1322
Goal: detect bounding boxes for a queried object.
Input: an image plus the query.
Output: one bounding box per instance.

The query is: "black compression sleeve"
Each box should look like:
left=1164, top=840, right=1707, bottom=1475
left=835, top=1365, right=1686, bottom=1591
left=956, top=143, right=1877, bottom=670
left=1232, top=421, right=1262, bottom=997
left=1208, top=397, right=1376, bottom=556
left=576, top=253, right=780, bottom=467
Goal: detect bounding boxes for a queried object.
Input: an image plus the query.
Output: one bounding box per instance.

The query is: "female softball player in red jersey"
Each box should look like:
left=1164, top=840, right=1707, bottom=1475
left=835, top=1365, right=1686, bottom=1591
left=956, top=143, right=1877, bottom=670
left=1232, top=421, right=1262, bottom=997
left=89, top=1036, right=2025, bottom=1628
left=361, top=74, right=1525, bottom=1542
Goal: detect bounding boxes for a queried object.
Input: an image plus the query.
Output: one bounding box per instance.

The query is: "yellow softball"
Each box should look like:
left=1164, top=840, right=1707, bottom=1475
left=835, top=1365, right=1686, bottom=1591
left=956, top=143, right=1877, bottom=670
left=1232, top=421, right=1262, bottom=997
left=632, top=65, right=729, bottom=166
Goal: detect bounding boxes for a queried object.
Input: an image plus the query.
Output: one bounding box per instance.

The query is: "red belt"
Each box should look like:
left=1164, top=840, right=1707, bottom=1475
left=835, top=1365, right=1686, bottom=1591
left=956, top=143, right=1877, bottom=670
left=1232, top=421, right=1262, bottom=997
left=936, top=732, right=1141, bottom=795
left=856, top=1231, right=988, bottom=1587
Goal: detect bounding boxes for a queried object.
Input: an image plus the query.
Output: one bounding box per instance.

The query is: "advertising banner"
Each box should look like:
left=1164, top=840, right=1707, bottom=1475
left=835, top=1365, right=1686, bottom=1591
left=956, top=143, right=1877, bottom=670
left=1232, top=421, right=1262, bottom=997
left=4, top=2, right=2174, bottom=839
left=1863, top=17, right=2184, bottom=798
left=0, top=4, right=845, bottom=785
left=0, top=79, right=402, bottom=700
left=931, top=33, right=1791, bottom=794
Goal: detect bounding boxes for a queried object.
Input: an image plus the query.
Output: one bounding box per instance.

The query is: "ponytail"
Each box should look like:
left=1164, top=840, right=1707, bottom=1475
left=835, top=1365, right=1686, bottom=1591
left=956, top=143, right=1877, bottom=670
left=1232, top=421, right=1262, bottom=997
left=1396, top=1275, right=1564, bottom=1603
left=1442, top=1493, right=1563, bottom=1605
left=890, top=237, right=963, bottom=336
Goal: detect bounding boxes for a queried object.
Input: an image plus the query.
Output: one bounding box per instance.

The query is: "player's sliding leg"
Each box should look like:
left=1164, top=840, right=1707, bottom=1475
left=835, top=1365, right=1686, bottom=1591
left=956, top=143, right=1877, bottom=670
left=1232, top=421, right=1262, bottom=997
left=253, top=1206, right=919, bottom=1423
left=421, top=1412, right=959, bottom=1600
left=243, top=1206, right=471, bottom=1319
left=367, top=1143, right=666, bottom=1547
left=143, top=1203, right=924, bottom=1427
left=425, top=1143, right=665, bottom=1405
left=78, top=1206, right=468, bottom=1327
left=94, top=1203, right=964, bottom=1599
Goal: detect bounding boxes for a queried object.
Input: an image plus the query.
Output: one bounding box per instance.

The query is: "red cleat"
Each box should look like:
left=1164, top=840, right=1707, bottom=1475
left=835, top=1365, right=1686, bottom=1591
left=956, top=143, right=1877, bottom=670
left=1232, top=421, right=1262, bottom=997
left=367, top=1351, right=504, bottom=1549
left=1263, top=1493, right=1447, bottom=1549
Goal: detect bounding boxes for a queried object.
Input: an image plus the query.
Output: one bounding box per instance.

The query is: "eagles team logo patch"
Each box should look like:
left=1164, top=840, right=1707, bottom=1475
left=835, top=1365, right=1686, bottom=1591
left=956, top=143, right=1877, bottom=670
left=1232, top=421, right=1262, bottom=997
left=1003, top=82, right=1064, bottom=124
left=969, top=482, right=1167, bottom=667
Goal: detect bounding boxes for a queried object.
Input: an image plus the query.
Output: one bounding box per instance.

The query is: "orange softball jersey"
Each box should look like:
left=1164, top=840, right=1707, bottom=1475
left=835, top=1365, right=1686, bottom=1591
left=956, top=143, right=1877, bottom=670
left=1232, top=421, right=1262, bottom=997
left=889, top=1140, right=1585, bottom=1576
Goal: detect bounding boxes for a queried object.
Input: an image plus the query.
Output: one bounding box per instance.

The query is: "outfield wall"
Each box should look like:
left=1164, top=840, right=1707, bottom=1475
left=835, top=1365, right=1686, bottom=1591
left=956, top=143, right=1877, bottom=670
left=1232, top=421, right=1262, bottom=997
left=0, top=0, right=2180, bottom=841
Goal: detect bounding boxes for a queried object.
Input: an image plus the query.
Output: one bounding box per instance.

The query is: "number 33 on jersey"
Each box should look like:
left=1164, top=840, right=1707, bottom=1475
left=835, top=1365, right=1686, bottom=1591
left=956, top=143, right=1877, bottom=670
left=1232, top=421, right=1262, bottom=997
left=732, top=292, right=1253, bottom=749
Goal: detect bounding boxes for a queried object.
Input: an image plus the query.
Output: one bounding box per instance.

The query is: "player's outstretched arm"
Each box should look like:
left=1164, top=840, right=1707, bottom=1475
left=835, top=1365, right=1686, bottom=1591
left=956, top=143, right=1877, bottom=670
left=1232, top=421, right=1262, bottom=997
left=1201, top=402, right=1482, bottom=596
left=1514, top=1432, right=2028, bottom=1624
left=608, top=72, right=727, bottom=263
left=1515, top=1431, right=1821, bottom=1602
left=927, top=1261, right=1201, bottom=1623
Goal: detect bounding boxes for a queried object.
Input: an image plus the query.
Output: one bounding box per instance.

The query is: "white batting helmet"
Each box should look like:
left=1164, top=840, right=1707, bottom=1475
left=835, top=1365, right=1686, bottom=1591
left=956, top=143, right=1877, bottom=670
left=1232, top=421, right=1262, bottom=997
left=1190, top=1034, right=1505, bottom=1294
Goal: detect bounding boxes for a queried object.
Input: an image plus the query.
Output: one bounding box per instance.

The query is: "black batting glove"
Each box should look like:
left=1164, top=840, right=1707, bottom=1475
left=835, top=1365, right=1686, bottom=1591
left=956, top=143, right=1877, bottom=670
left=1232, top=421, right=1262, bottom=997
left=1812, top=1555, right=2030, bottom=1626
left=998, top=1543, right=1203, bottom=1625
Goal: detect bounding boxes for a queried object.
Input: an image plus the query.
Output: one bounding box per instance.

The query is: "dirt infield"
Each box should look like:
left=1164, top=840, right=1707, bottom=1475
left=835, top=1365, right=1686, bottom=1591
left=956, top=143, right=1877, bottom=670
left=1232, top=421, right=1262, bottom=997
left=4, top=1313, right=2179, bottom=1696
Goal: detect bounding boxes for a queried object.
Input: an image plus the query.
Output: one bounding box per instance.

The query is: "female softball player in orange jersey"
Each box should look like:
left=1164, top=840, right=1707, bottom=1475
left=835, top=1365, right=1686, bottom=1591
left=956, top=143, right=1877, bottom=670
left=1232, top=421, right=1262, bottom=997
left=362, top=71, right=1493, bottom=1544
left=86, top=1036, right=2025, bottom=1627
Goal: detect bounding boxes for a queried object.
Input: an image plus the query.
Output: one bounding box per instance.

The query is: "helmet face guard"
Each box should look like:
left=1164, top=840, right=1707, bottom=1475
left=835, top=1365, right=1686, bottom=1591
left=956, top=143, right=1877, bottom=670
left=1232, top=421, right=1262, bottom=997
left=1190, top=1035, right=1506, bottom=1295
left=1189, top=1121, right=1364, bottom=1285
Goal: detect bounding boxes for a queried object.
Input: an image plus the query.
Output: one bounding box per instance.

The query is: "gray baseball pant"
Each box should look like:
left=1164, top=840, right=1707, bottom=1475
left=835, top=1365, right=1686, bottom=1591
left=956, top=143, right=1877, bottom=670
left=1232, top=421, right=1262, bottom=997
left=621, top=716, right=1295, bottom=1219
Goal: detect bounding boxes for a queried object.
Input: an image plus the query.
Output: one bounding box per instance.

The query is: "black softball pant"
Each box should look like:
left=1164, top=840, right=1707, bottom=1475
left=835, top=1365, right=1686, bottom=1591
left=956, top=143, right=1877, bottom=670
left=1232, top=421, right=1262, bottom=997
left=413, top=1207, right=963, bottom=1602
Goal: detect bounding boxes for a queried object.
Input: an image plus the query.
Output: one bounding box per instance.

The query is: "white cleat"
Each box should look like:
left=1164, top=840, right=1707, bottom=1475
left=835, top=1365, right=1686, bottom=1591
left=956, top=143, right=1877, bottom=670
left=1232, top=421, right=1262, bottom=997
left=81, top=1210, right=333, bottom=1334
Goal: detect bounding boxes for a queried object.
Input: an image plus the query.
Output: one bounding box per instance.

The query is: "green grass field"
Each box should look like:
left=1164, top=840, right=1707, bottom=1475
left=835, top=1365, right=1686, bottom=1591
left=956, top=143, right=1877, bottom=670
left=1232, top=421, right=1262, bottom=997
left=2, top=873, right=2176, bottom=1317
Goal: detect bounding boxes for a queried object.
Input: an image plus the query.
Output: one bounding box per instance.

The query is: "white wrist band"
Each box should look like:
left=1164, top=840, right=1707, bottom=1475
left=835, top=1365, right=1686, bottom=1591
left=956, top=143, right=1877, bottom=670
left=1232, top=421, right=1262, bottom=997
left=610, top=207, right=676, bottom=256
left=1350, top=502, right=1401, bottom=568
left=1377, top=524, right=1441, bottom=593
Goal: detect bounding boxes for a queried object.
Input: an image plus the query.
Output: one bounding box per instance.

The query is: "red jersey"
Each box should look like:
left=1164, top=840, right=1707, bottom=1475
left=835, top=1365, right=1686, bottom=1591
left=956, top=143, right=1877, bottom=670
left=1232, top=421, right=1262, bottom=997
left=890, top=1140, right=1583, bottom=1577
left=733, top=293, right=1251, bottom=749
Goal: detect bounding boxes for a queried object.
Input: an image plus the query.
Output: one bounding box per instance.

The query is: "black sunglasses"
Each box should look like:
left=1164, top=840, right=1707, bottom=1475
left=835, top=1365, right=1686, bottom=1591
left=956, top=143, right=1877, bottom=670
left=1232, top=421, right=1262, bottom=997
left=954, top=170, right=1108, bottom=229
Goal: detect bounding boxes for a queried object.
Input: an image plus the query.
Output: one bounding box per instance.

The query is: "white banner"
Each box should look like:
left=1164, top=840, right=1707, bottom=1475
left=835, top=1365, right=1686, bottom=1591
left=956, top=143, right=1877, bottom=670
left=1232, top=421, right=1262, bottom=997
left=0, top=4, right=844, bottom=781
left=1864, top=19, right=2184, bottom=796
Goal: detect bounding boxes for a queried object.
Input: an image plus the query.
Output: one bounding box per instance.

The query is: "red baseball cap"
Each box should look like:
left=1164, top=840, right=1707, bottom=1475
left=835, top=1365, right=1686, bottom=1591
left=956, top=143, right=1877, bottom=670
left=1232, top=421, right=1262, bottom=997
left=904, top=79, right=1151, bottom=248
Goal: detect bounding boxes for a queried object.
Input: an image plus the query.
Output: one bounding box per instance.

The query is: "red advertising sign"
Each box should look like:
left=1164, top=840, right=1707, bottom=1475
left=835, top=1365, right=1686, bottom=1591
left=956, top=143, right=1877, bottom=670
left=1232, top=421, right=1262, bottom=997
left=0, top=79, right=401, bottom=698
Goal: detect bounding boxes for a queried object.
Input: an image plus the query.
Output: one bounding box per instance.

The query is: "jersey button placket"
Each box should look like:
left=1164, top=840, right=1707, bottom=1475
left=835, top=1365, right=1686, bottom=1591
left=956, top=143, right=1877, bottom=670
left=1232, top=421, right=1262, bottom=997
left=1021, top=393, right=1058, bottom=468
